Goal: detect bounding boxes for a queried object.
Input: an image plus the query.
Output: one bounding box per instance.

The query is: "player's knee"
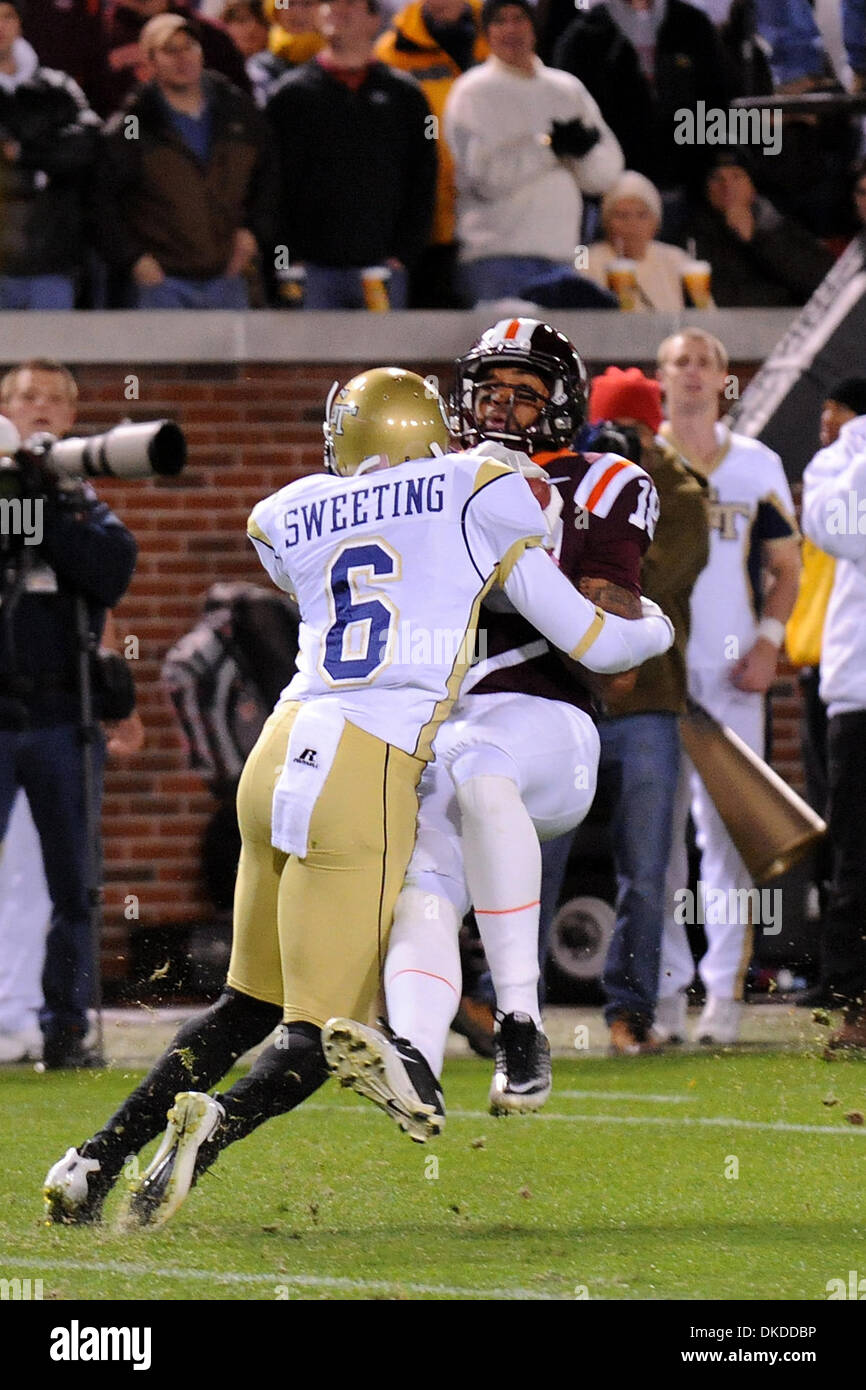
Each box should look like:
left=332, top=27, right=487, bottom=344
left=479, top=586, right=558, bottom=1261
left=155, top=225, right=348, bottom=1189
left=393, top=885, right=463, bottom=934
left=176, top=988, right=282, bottom=1052
left=455, top=772, right=523, bottom=824
left=389, top=887, right=462, bottom=955
left=273, top=1021, right=329, bottom=1081
left=448, top=741, right=519, bottom=788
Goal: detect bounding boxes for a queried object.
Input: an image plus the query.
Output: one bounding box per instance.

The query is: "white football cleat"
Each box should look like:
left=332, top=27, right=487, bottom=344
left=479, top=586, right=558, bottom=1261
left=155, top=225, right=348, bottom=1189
left=0, top=1024, right=42, bottom=1063
left=696, top=996, right=743, bottom=1046
left=322, top=1018, right=445, bottom=1143
left=43, top=1147, right=106, bottom=1224
left=125, top=1091, right=224, bottom=1228
left=652, top=993, right=688, bottom=1044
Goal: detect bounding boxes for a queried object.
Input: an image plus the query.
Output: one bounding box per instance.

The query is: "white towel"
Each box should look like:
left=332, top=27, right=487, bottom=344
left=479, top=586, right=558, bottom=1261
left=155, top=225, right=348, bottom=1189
left=271, top=700, right=346, bottom=857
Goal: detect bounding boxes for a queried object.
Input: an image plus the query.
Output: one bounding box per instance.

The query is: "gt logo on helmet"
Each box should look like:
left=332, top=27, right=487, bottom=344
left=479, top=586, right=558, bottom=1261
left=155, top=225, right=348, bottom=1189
left=323, top=367, right=451, bottom=477
left=331, top=401, right=359, bottom=436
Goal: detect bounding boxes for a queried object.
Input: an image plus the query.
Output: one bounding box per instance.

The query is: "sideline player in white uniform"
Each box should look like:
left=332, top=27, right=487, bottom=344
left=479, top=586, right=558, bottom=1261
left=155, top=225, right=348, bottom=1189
left=44, top=367, right=673, bottom=1226
left=324, top=320, right=659, bottom=1131
left=654, top=329, right=800, bottom=1045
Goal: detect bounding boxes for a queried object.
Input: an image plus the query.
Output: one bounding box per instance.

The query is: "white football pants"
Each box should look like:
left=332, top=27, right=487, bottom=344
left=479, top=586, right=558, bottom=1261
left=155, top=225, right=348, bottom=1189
left=0, top=790, right=51, bottom=1032
left=660, top=670, right=764, bottom=1001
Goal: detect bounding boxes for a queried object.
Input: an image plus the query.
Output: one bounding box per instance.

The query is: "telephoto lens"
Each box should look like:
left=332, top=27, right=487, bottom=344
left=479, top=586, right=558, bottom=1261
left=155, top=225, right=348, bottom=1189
left=43, top=420, right=187, bottom=481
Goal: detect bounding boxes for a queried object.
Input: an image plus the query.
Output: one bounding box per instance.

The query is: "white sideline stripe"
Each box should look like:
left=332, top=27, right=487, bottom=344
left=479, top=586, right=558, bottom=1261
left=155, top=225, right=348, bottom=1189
left=556, top=1090, right=696, bottom=1104
left=304, top=1103, right=866, bottom=1136
left=3, top=1257, right=567, bottom=1301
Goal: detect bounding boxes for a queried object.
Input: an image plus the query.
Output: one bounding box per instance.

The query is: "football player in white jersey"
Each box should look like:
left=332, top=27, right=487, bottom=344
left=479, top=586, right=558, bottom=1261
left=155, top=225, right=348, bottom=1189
left=654, top=329, right=801, bottom=1046
left=323, top=319, right=662, bottom=1133
left=44, top=366, right=674, bottom=1226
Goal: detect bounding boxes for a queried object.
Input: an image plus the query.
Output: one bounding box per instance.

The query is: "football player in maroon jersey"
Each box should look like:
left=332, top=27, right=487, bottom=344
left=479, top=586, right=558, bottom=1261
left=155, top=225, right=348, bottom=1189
left=324, top=318, right=663, bottom=1128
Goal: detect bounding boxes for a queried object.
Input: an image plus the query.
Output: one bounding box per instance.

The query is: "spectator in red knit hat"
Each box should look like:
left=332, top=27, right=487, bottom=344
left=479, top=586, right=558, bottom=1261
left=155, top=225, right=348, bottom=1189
left=556, top=365, right=710, bottom=1053
left=588, top=364, right=663, bottom=432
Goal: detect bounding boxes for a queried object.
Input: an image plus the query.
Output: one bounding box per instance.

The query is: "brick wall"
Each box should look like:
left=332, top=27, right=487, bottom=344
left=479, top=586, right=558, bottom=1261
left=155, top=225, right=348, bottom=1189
left=71, top=357, right=802, bottom=982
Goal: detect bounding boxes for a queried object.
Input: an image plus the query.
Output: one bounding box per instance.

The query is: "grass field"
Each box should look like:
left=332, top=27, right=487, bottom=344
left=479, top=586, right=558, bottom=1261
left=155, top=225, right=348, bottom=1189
left=3, top=1042, right=866, bottom=1304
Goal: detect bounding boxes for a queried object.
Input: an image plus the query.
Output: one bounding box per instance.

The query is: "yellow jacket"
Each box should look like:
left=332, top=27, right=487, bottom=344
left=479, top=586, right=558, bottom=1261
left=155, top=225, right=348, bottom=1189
left=375, top=1, right=488, bottom=244
left=785, top=538, right=836, bottom=667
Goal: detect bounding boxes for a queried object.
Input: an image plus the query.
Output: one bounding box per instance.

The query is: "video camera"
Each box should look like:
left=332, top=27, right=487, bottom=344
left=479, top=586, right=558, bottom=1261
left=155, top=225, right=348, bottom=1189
left=575, top=420, right=643, bottom=468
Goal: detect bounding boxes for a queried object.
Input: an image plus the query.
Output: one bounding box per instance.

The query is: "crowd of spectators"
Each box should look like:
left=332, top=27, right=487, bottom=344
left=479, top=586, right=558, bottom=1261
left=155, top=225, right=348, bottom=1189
left=1, top=0, right=864, bottom=310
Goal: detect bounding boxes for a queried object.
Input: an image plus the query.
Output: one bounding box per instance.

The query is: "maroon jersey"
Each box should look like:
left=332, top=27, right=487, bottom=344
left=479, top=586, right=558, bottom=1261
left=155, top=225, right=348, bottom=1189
left=468, top=450, right=659, bottom=714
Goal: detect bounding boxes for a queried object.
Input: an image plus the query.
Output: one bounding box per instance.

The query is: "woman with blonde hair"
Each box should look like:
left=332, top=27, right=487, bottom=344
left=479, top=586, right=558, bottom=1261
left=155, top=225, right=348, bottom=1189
left=586, top=170, right=712, bottom=311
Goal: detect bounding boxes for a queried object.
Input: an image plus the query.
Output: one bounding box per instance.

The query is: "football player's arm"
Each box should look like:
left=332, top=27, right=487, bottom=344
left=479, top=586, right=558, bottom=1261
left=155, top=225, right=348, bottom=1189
left=572, top=576, right=642, bottom=700
left=730, top=528, right=801, bottom=694
left=803, top=430, right=866, bottom=561
left=467, top=462, right=671, bottom=669
left=564, top=472, right=656, bottom=694
left=759, top=535, right=802, bottom=624
left=502, top=544, right=673, bottom=674
left=247, top=509, right=297, bottom=599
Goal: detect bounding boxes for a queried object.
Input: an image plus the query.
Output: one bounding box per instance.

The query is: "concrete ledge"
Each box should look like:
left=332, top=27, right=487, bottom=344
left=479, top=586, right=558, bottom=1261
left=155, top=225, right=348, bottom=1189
left=0, top=306, right=797, bottom=364
left=65, top=1000, right=829, bottom=1067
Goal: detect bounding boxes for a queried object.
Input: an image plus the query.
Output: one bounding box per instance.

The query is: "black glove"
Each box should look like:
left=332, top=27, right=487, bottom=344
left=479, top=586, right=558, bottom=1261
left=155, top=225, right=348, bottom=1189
left=549, top=118, right=601, bottom=159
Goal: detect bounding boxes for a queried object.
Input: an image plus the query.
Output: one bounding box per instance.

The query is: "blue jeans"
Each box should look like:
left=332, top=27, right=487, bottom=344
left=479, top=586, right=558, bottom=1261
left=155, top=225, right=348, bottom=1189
left=599, top=712, right=680, bottom=1024
left=137, top=274, right=249, bottom=309
left=754, top=0, right=825, bottom=84
left=0, top=274, right=75, bottom=309
left=0, top=724, right=104, bottom=1038
left=844, top=0, right=865, bottom=73
left=303, top=264, right=408, bottom=309
left=460, top=256, right=561, bottom=305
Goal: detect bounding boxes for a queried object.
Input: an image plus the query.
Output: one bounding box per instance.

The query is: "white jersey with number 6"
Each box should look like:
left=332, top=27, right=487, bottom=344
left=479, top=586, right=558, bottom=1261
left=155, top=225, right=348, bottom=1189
left=247, top=453, right=549, bottom=760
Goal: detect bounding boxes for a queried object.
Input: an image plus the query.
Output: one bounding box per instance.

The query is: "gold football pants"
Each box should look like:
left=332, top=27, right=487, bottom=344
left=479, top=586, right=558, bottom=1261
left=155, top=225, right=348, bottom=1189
left=226, top=701, right=424, bottom=1026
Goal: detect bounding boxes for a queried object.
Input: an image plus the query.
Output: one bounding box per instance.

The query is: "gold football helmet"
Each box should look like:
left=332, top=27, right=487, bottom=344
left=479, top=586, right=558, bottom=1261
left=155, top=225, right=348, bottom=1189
left=323, top=367, right=451, bottom=476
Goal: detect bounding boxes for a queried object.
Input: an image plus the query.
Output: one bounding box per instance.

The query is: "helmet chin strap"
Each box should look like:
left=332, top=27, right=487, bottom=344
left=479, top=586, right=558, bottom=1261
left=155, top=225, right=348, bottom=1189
left=476, top=424, right=542, bottom=454
left=355, top=454, right=389, bottom=475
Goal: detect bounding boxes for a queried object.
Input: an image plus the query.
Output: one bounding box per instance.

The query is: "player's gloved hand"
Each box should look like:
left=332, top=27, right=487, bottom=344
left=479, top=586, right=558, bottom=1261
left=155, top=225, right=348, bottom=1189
left=464, top=438, right=549, bottom=482
left=548, top=118, right=601, bottom=159
left=464, top=439, right=534, bottom=474
left=466, top=439, right=553, bottom=510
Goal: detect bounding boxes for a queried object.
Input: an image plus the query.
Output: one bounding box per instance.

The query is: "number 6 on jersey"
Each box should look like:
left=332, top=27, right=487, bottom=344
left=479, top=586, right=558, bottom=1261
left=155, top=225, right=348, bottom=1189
left=320, top=539, right=401, bottom=684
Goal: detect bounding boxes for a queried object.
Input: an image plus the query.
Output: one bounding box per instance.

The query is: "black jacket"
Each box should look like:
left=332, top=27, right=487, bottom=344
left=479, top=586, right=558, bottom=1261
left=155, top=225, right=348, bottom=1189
left=552, top=0, right=729, bottom=191
left=686, top=197, right=834, bottom=307
left=0, top=482, right=137, bottom=728
left=0, top=66, right=100, bottom=276
left=265, top=58, right=436, bottom=268
left=96, top=73, right=277, bottom=279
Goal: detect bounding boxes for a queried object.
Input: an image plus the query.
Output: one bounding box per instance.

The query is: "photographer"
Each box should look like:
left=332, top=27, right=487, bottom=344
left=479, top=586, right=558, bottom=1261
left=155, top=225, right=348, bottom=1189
left=0, top=359, right=137, bottom=1069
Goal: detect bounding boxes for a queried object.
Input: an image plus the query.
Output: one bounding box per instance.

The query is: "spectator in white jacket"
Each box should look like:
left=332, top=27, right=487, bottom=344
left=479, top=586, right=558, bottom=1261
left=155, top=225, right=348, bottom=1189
left=443, top=0, right=623, bottom=305
left=801, top=387, right=866, bottom=1056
